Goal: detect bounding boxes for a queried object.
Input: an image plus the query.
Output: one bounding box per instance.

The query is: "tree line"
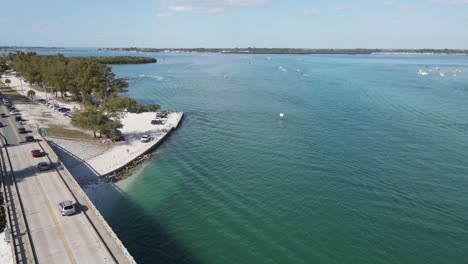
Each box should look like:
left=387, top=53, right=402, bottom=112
left=2, top=52, right=160, bottom=138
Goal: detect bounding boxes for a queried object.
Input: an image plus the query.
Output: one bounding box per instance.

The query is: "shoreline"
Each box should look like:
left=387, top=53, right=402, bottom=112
left=1, top=74, right=183, bottom=184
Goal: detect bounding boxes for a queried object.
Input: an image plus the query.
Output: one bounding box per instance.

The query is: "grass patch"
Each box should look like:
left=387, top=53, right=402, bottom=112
left=0, top=83, right=33, bottom=104
left=44, top=125, right=91, bottom=140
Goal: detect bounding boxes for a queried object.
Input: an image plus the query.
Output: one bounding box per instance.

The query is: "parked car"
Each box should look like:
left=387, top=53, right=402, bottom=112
left=104, top=129, right=124, bottom=142
left=25, top=136, right=35, bottom=142
left=141, top=134, right=151, bottom=143
left=151, top=118, right=163, bottom=125
left=0, top=113, right=6, bottom=118
left=18, top=127, right=26, bottom=134
left=37, top=162, right=49, bottom=171
left=58, top=107, right=71, bottom=113
left=0, top=121, right=3, bottom=127
left=15, top=116, right=22, bottom=122
left=58, top=200, right=76, bottom=216
left=31, top=149, right=43, bottom=157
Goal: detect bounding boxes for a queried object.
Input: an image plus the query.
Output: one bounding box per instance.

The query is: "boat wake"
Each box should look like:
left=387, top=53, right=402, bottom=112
left=138, top=74, right=165, bottom=81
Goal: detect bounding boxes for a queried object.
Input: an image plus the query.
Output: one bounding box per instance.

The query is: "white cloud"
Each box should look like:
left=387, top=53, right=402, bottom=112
left=157, top=0, right=268, bottom=13
left=428, top=0, right=468, bottom=4
left=156, top=12, right=173, bottom=17
left=298, top=9, right=320, bottom=16
left=336, top=4, right=353, bottom=10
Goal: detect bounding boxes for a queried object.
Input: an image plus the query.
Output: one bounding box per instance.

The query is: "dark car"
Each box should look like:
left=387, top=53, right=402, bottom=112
left=18, top=127, right=26, bottom=134
left=25, top=136, right=35, bottom=142
left=58, top=107, right=71, bottom=113
left=151, top=119, right=163, bottom=125
left=31, top=149, right=42, bottom=157
left=0, top=113, right=6, bottom=118
left=0, top=122, right=2, bottom=127
left=15, top=116, right=22, bottom=122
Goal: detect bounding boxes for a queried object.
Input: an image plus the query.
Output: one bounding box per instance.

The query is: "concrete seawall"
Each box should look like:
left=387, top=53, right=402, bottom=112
left=104, top=112, right=184, bottom=177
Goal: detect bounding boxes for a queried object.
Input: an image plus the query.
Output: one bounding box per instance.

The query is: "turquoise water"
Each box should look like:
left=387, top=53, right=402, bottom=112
left=83, top=52, right=468, bottom=263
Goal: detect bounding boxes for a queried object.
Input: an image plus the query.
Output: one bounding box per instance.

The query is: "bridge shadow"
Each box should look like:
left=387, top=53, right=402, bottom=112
left=46, top=138, right=200, bottom=264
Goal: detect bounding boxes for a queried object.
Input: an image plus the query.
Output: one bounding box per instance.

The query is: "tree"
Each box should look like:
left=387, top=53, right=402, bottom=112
left=71, top=105, right=122, bottom=138
left=27, top=89, right=36, bottom=99
left=4, top=79, right=11, bottom=86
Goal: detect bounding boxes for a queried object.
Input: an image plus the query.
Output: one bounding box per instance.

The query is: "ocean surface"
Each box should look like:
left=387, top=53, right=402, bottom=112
left=40, top=49, right=468, bottom=263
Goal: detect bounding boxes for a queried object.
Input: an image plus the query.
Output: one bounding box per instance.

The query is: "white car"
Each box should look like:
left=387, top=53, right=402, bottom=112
left=58, top=200, right=76, bottom=216
left=141, top=134, right=151, bottom=143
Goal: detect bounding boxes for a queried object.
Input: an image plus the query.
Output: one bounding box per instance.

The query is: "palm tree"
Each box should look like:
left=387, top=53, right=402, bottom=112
left=27, top=89, right=36, bottom=99
left=4, top=78, right=11, bottom=86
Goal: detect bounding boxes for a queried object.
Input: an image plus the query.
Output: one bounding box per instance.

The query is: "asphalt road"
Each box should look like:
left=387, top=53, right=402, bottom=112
left=1, top=105, right=114, bottom=264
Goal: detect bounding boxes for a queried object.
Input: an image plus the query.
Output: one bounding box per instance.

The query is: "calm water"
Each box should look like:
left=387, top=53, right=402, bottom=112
left=62, top=50, right=468, bottom=263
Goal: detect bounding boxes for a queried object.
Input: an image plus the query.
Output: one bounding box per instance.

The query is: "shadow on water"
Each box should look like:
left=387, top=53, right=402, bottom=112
left=47, top=138, right=200, bottom=264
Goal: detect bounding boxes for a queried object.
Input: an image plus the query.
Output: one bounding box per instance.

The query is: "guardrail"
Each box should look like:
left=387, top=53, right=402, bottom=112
left=0, top=131, right=38, bottom=263
left=35, top=129, right=137, bottom=264
left=0, top=140, right=18, bottom=264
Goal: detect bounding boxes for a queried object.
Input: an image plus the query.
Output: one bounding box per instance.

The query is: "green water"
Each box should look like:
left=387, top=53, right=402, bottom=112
left=84, top=53, right=468, bottom=263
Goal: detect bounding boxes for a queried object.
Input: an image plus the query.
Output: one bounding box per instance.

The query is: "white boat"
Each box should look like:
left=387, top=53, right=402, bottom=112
left=440, top=72, right=445, bottom=77
left=279, top=112, right=285, bottom=119
left=417, top=69, right=428, bottom=76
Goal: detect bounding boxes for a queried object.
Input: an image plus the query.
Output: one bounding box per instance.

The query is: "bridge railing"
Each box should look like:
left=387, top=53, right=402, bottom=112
left=36, top=128, right=137, bottom=264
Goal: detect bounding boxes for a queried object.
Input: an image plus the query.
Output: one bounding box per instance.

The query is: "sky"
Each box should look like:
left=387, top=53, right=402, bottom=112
left=1, top=0, right=468, bottom=48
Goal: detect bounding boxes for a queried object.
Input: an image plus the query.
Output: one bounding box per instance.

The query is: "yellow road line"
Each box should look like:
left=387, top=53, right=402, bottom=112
left=7, top=110, right=77, bottom=264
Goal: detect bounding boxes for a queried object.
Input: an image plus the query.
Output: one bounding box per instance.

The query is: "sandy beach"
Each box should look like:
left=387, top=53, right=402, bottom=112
left=1, top=74, right=183, bottom=184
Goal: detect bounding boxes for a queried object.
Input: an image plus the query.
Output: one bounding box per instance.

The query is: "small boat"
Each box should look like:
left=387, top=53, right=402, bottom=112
left=417, top=69, right=428, bottom=76
left=280, top=112, right=285, bottom=119
left=440, top=72, right=445, bottom=77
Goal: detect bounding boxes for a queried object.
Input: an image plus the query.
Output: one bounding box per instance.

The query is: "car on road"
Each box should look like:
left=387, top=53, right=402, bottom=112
left=31, top=149, right=43, bottom=157
left=37, top=162, right=49, bottom=171
left=58, top=200, right=76, bottom=216
left=141, top=134, right=151, bottom=143
left=0, top=113, right=6, bottom=118
left=18, top=127, right=26, bottom=133
left=25, top=136, right=35, bottom=142
left=0, top=122, right=3, bottom=127
left=15, top=116, right=22, bottom=122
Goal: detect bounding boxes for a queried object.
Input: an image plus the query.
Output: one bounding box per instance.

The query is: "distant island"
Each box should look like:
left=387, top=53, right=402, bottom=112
left=75, top=56, right=157, bottom=64
left=98, top=47, right=468, bottom=55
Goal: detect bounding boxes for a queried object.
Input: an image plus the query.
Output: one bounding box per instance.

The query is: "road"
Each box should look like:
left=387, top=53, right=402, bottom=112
left=0, top=105, right=118, bottom=263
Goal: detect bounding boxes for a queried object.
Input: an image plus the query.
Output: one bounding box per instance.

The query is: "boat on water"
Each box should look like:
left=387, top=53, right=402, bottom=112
left=417, top=69, right=428, bottom=76
left=440, top=72, right=445, bottom=77
left=280, top=112, right=285, bottom=119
